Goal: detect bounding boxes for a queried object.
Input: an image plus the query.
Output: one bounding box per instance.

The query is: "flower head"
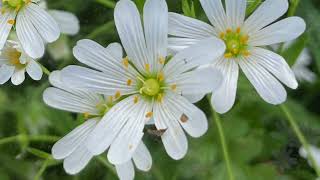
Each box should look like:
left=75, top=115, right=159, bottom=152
left=0, top=0, right=60, bottom=58
left=43, top=71, right=152, bottom=177
left=168, top=0, right=306, bottom=113
left=61, top=0, right=224, bottom=163
left=0, top=40, right=42, bottom=85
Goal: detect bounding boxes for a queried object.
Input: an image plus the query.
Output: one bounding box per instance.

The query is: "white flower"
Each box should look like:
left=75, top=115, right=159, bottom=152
left=0, top=40, right=42, bottom=85
left=168, top=0, right=306, bottom=113
left=0, top=0, right=60, bottom=58
left=60, top=0, right=224, bottom=163
left=43, top=71, right=152, bottom=178
left=292, top=49, right=316, bottom=83
left=38, top=0, right=80, bottom=35
left=299, top=145, right=320, bottom=170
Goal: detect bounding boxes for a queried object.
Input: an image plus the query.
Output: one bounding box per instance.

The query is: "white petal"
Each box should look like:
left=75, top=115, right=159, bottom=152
left=183, top=94, right=205, bottom=103
left=115, top=161, right=135, bottom=180
left=86, top=96, right=143, bottom=156
left=43, top=87, right=99, bottom=114
left=26, top=60, right=43, bottom=80
left=225, top=0, right=246, bottom=28
left=51, top=118, right=98, bottom=160
left=63, top=146, right=93, bottom=175
left=0, top=11, right=15, bottom=49
left=243, top=0, right=289, bottom=34
left=16, top=8, right=45, bottom=58
left=199, top=0, right=227, bottom=32
left=49, top=10, right=80, bottom=35
left=168, top=37, right=200, bottom=53
left=114, top=0, right=149, bottom=73
left=249, top=17, right=306, bottom=46
left=25, top=4, right=60, bottom=42
left=299, top=145, right=320, bottom=168
left=170, top=66, right=223, bottom=96
left=211, top=58, right=239, bottom=114
left=132, top=142, right=152, bottom=171
left=153, top=98, right=188, bottom=160
left=168, top=12, right=216, bottom=39
left=239, top=56, right=287, bottom=105
left=107, top=101, right=151, bottom=164
left=164, top=37, right=225, bottom=78
left=166, top=93, right=208, bottom=138
left=61, top=65, right=136, bottom=96
left=11, top=69, right=25, bottom=85
left=144, top=0, right=168, bottom=72
left=105, top=42, right=123, bottom=60
left=251, top=47, right=298, bottom=89
left=0, top=64, right=15, bottom=84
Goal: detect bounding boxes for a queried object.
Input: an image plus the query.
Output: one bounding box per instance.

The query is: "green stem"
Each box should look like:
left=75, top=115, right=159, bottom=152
left=207, top=96, right=234, bottom=180
left=0, top=135, right=60, bottom=146
left=95, top=0, right=115, bottom=9
left=96, top=156, right=117, bottom=176
left=288, top=0, right=300, bottom=16
left=34, top=158, right=51, bottom=180
left=37, top=62, right=51, bottom=76
left=280, top=104, right=320, bottom=176
left=86, top=21, right=115, bottom=39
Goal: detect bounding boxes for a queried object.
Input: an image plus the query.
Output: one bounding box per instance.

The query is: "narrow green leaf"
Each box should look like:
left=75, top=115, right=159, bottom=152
left=246, top=0, right=262, bottom=16
left=182, top=0, right=196, bottom=18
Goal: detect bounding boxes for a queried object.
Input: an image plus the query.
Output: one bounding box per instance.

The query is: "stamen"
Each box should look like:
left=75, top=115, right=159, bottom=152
left=242, top=50, right=251, bottom=57
left=145, top=64, right=150, bottom=72
left=122, top=57, right=129, bottom=68
left=127, top=79, right=132, bottom=86
left=115, top=91, right=121, bottom=99
left=240, top=35, right=249, bottom=44
left=108, top=96, right=113, bottom=103
left=224, top=53, right=233, bottom=59
left=146, top=112, right=153, bottom=118
left=84, top=112, right=90, bottom=119
left=157, top=93, right=163, bottom=103
left=7, top=19, right=15, bottom=25
left=134, top=96, right=139, bottom=104
left=219, top=32, right=225, bottom=39
left=159, top=56, right=165, bottom=64
left=236, top=27, right=241, bottom=34
left=226, top=29, right=232, bottom=34
left=171, top=84, right=177, bottom=91
left=157, top=72, right=164, bottom=82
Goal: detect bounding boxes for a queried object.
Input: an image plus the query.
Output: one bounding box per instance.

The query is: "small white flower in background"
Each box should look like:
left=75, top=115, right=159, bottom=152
left=292, top=49, right=316, bottom=83
left=38, top=0, right=80, bottom=36
left=61, top=0, right=224, bottom=163
left=299, top=145, right=320, bottom=171
left=0, top=40, right=42, bottom=85
left=168, top=0, right=306, bottom=113
left=0, top=0, right=60, bottom=59
left=43, top=71, right=152, bottom=178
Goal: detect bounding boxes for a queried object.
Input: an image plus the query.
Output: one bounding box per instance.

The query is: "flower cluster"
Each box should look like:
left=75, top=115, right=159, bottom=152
left=1, top=0, right=316, bottom=179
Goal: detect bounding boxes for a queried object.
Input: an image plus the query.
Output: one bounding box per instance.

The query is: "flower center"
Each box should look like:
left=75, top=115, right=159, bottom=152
left=2, top=0, right=30, bottom=11
left=6, top=50, right=25, bottom=69
left=141, top=78, right=160, bottom=96
left=219, top=27, right=250, bottom=59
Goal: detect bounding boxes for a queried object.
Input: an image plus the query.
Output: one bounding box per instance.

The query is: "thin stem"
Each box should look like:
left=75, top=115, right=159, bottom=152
left=86, top=21, right=115, bottom=39
left=96, top=156, right=117, bottom=176
left=34, top=158, right=51, bottom=180
left=0, top=135, right=60, bottom=146
left=207, top=96, right=234, bottom=180
left=280, top=104, right=320, bottom=176
left=288, top=0, right=300, bottom=16
left=37, top=62, right=51, bottom=76
left=95, top=0, right=115, bottom=9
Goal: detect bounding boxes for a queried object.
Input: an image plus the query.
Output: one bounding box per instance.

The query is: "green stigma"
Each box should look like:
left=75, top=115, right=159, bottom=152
left=220, top=27, right=250, bottom=58
left=141, top=78, right=160, bottom=96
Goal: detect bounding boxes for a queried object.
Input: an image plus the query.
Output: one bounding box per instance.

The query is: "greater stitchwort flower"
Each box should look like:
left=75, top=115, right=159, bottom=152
left=61, top=0, right=224, bottom=163
left=0, top=0, right=60, bottom=58
left=43, top=71, right=152, bottom=178
left=0, top=40, right=42, bottom=85
left=168, top=0, right=306, bottom=113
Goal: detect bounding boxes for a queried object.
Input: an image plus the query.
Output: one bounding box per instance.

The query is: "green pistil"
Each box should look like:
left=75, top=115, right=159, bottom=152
left=2, top=0, right=28, bottom=10
left=220, top=28, right=250, bottom=58
left=141, top=78, right=160, bottom=96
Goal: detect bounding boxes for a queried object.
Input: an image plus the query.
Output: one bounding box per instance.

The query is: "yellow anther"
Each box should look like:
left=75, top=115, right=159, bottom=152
left=7, top=19, right=15, bottom=25
left=157, top=93, right=163, bottom=103
left=129, top=144, right=133, bottom=150
left=157, top=72, right=164, bottom=82
left=236, top=27, right=241, bottom=34
left=219, top=32, right=225, bottom=39
left=127, top=79, right=132, bottom=86
left=146, top=112, right=153, bottom=118
left=171, top=84, right=177, bottom=91
left=122, top=57, right=129, bottom=68
left=232, top=49, right=239, bottom=55
left=240, top=35, right=249, bottom=44
left=115, top=91, right=121, bottom=99
left=145, top=64, right=150, bottom=72
left=84, top=112, right=90, bottom=119
left=134, top=96, right=139, bottom=104
left=159, top=56, right=165, bottom=64
left=24, top=0, right=31, bottom=4
left=242, top=50, right=251, bottom=57
left=108, top=96, right=113, bottom=103
left=224, top=53, right=233, bottom=59
left=226, top=29, right=232, bottom=34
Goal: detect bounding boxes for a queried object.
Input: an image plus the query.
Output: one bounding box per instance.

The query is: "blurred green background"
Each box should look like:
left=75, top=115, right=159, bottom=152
left=0, top=0, right=320, bottom=179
